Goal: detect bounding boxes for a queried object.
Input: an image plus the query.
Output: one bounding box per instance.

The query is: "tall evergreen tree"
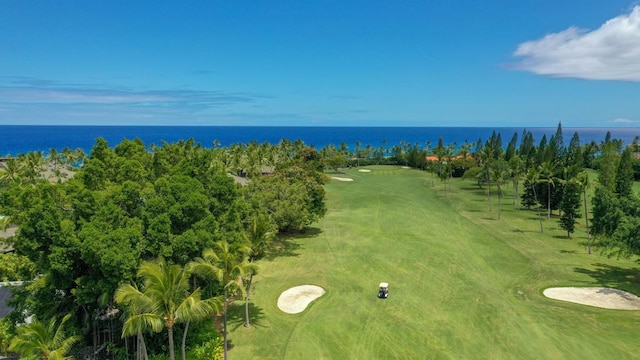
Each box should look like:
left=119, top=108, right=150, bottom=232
left=559, top=180, right=582, bottom=238
left=598, top=138, right=620, bottom=190
left=504, top=132, right=518, bottom=162
left=537, top=135, right=548, bottom=165
left=552, top=122, right=566, bottom=163
left=566, top=132, right=582, bottom=169
left=615, top=147, right=634, bottom=198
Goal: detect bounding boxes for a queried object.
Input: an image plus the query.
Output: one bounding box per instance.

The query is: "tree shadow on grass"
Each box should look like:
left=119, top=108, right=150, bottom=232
left=573, top=263, right=640, bottom=292
left=266, top=227, right=322, bottom=261
left=226, top=301, right=266, bottom=331
left=560, top=249, right=577, bottom=254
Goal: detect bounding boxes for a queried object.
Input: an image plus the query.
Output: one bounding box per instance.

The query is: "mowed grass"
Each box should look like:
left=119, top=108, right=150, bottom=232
left=227, top=166, right=640, bottom=359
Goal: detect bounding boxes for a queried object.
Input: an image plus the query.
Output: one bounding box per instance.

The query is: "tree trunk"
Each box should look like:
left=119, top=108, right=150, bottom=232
left=223, top=287, right=228, bottom=360
left=245, top=273, right=253, bottom=328
left=137, top=329, right=149, bottom=360
left=533, top=185, right=543, bottom=233
left=487, top=167, right=492, bottom=212
left=547, top=182, right=551, bottom=219
left=584, top=189, right=592, bottom=254
left=168, top=326, right=175, bottom=360
left=497, top=186, right=502, bottom=219
left=182, top=320, right=190, bottom=360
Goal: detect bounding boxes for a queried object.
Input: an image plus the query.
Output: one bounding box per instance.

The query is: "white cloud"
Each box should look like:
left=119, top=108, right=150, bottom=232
left=513, top=6, right=640, bottom=81
left=611, top=118, right=639, bottom=124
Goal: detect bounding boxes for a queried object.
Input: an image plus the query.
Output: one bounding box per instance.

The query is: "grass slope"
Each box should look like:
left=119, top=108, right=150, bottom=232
left=228, top=166, right=640, bottom=359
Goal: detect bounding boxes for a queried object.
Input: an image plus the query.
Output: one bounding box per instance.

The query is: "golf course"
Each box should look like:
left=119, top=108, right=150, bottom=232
left=228, top=165, right=640, bottom=359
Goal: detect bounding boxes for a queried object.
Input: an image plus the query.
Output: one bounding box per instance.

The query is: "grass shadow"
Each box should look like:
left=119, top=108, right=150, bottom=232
left=266, top=227, right=323, bottom=261
left=226, top=301, right=266, bottom=331
left=573, top=263, right=640, bottom=292
left=560, top=250, right=577, bottom=254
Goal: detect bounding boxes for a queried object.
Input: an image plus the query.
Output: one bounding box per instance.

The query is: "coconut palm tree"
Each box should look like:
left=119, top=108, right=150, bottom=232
left=492, top=160, right=509, bottom=219
left=0, top=157, right=23, bottom=184
left=538, top=161, right=556, bottom=219
left=525, top=168, right=544, bottom=233
left=190, top=240, right=256, bottom=360
left=115, top=258, right=218, bottom=360
left=508, top=155, right=523, bottom=206
left=8, top=313, right=80, bottom=360
left=243, top=216, right=276, bottom=327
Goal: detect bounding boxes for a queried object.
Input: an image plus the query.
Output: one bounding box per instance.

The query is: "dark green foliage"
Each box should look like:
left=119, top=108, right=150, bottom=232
left=615, top=147, right=634, bottom=198
left=451, top=157, right=477, bottom=178
left=591, top=186, right=622, bottom=239
left=518, top=129, right=536, bottom=170
left=536, top=135, right=547, bottom=165
left=566, top=132, right=582, bottom=170
left=504, top=132, right=518, bottom=162
left=521, top=178, right=538, bottom=209
left=559, top=181, right=581, bottom=237
left=582, top=141, right=599, bottom=169
left=551, top=122, right=566, bottom=164
left=245, top=165, right=326, bottom=233
left=598, top=139, right=620, bottom=190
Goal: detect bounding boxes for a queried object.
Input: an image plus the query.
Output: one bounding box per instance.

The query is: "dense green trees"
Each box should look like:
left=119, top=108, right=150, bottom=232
left=0, top=136, right=328, bottom=358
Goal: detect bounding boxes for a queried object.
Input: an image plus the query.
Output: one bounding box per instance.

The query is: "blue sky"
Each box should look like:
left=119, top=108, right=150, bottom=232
left=1, top=1, right=640, bottom=127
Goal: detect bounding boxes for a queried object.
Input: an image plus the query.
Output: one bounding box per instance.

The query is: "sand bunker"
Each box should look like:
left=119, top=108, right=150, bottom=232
left=331, top=177, right=353, bottom=182
left=359, top=169, right=371, bottom=172
left=401, top=166, right=410, bottom=169
left=277, top=285, right=326, bottom=314
left=543, top=287, right=640, bottom=310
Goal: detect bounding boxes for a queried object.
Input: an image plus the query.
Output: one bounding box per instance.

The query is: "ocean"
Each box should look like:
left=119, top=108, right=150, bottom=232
left=0, top=126, right=639, bottom=156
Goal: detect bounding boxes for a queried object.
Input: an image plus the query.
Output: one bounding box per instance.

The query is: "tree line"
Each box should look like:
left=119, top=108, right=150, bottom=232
left=1, top=126, right=639, bottom=358
left=0, top=137, right=326, bottom=359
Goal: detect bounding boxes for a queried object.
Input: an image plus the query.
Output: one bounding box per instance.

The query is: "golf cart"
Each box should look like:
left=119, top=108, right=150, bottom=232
left=378, top=282, right=389, bottom=299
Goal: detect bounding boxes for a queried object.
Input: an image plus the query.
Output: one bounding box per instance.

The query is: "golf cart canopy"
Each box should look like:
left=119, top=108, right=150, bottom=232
left=379, top=282, right=388, bottom=288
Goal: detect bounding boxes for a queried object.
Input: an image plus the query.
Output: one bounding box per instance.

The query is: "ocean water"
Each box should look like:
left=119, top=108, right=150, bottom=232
left=0, top=126, right=639, bottom=156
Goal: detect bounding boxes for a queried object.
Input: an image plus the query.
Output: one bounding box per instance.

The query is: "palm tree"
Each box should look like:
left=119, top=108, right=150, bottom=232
left=115, top=258, right=218, bottom=360
left=539, top=162, right=556, bottom=219
left=492, top=160, right=509, bottom=220
left=0, top=157, right=23, bottom=184
left=508, top=156, right=523, bottom=206
left=117, top=285, right=150, bottom=360
left=190, top=240, right=256, bottom=360
left=354, top=141, right=361, bottom=166
left=480, top=145, right=494, bottom=212
left=243, top=216, right=276, bottom=327
left=8, top=314, right=80, bottom=360
left=525, top=168, right=544, bottom=233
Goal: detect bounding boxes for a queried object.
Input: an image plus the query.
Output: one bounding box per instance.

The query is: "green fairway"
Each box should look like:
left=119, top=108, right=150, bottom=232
left=228, top=166, right=640, bottom=359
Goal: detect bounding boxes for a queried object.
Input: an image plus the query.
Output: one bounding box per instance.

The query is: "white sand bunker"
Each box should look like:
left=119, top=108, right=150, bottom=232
left=359, top=169, right=371, bottom=172
left=331, top=177, right=353, bottom=182
left=401, top=166, right=410, bottom=169
left=544, top=287, right=640, bottom=310
left=277, top=285, right=326, bottom=314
